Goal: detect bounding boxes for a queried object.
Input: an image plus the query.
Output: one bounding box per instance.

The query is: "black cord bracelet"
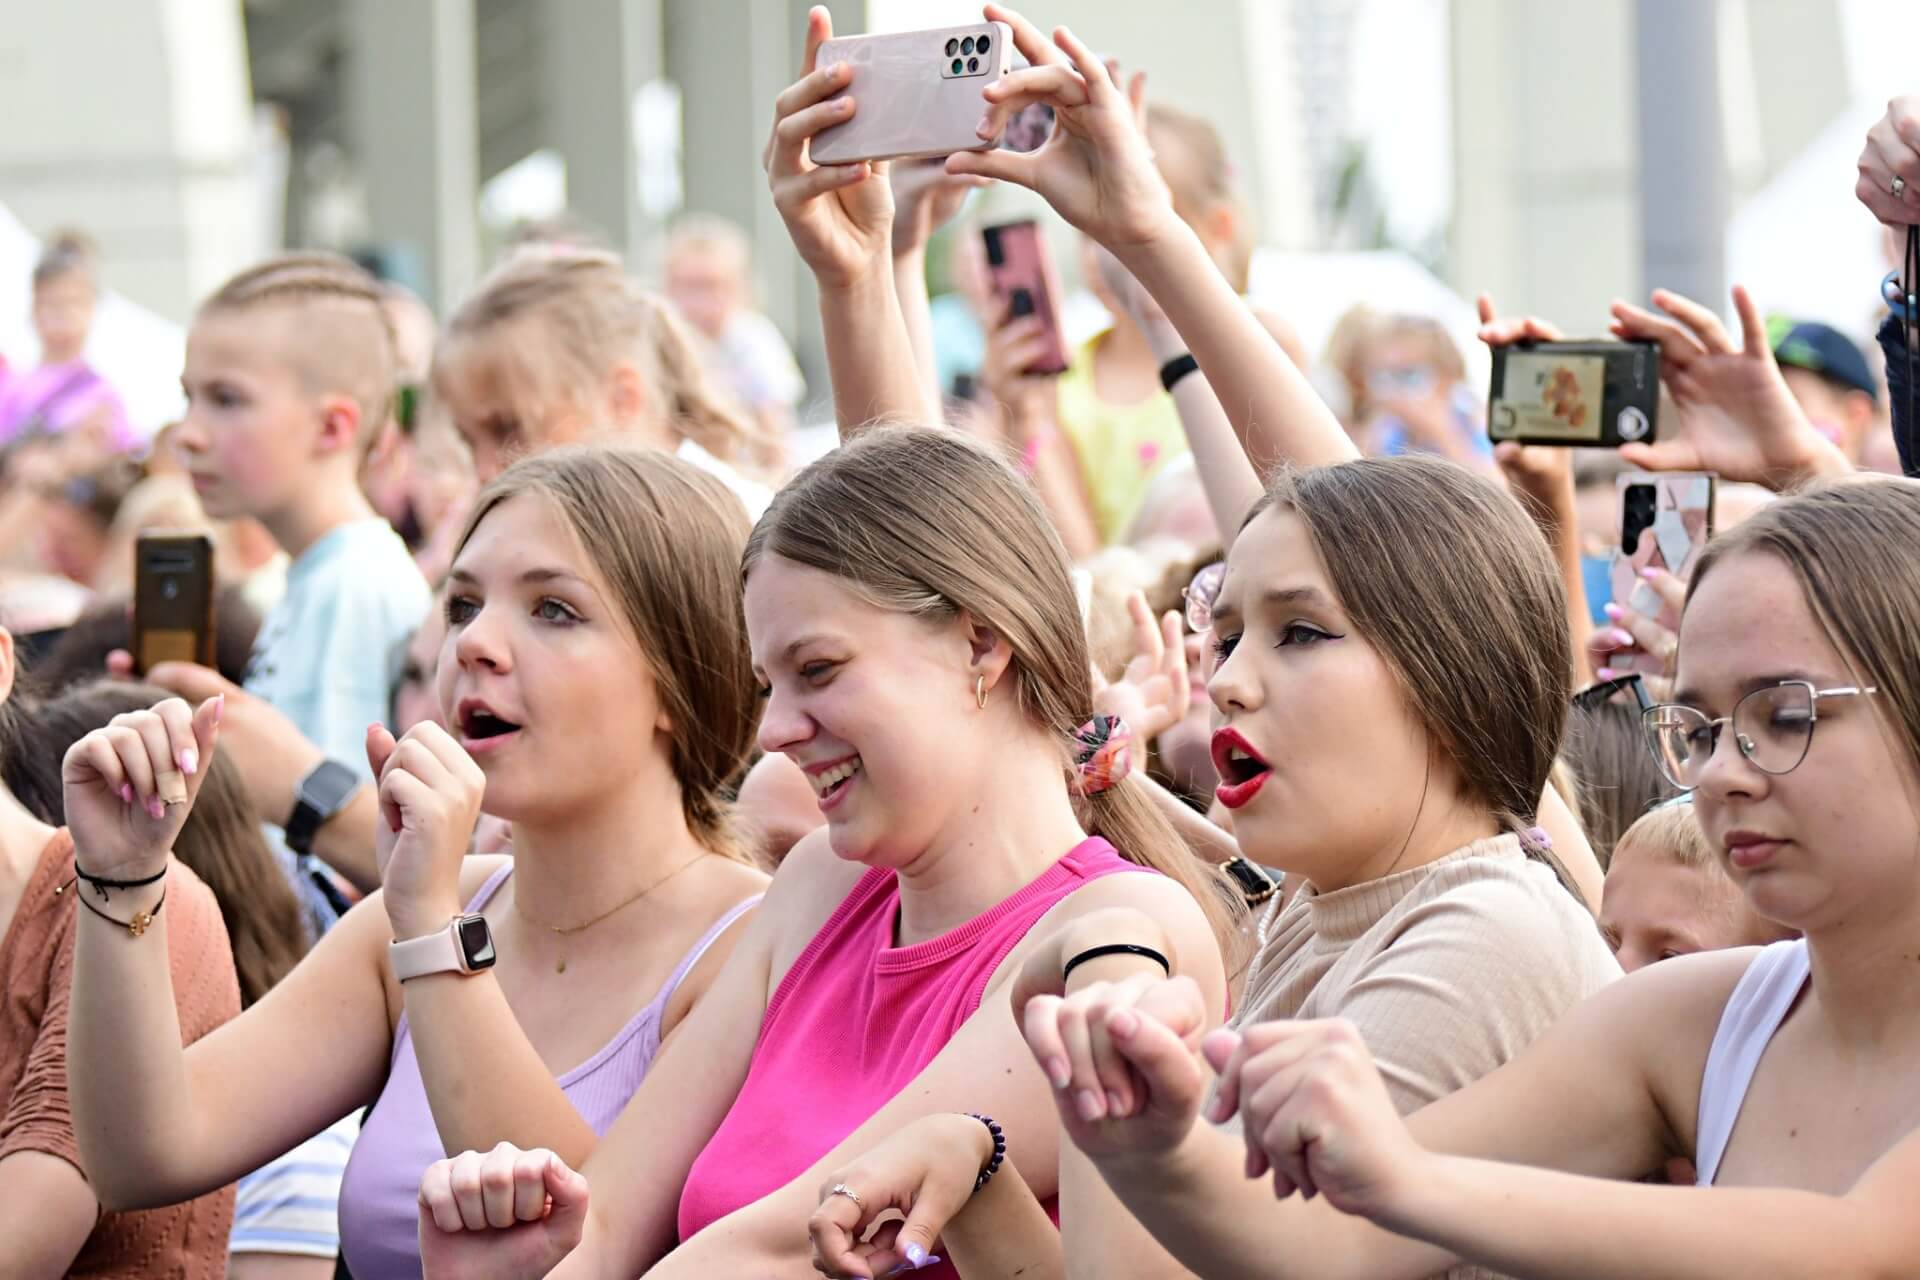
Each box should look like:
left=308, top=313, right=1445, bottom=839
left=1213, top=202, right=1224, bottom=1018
left=69, top=878, right=167, bottom=937
left=73, top=864, right=166, bottom=902
left=1062, top=942, right=1171, bottom=983
left=964, top=1113, right=1006, bottom=1193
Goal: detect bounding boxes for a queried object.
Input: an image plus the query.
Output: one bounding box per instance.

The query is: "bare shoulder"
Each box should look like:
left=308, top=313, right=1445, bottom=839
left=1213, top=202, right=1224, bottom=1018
left=758, top=828, right=870, bottom=980
left=457, top=854, right=514, bottom=903
left=660, top=858, right=773, bottom=1035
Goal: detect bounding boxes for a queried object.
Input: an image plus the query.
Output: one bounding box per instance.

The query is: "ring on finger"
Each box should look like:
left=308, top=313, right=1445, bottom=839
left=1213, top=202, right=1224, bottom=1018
left=1895, top=174, right=1909, bottom=198
left=827, top=1182, right=865, bottom=1212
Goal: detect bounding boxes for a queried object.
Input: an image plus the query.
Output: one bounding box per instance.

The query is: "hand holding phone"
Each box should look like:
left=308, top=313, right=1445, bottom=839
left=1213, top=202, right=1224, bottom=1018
left=132, top=532, right=216, bottom=676
left=982, top=220, right=1069, bottom=377
left=809, top=22, right=1013, bottom=165
left=1488, top=340, right=1660, bottom=448
left=1599, top=472, right=1714, bottom=682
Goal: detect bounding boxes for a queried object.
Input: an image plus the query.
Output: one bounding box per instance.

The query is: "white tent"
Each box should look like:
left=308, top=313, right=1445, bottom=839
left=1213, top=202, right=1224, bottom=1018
left=0, top=201, right=188, bottom=441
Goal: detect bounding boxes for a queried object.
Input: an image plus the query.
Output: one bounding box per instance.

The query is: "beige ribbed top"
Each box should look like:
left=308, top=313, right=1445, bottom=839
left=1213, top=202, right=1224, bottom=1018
left=1226, top=834, right=1622, bottom=1280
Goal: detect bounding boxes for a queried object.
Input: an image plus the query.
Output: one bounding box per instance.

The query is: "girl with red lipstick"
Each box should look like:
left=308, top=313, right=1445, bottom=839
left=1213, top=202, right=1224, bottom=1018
left=62, top=446, right=770, bottom=1280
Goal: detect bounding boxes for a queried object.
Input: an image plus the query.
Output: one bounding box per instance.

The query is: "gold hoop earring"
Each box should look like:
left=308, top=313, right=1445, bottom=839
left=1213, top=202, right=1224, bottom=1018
left=975, top=674, right=988, bottom=710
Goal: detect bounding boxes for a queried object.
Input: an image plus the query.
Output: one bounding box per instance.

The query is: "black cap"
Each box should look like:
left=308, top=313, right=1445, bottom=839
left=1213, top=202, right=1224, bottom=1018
left=1768, top=317, right=1878, bottom=404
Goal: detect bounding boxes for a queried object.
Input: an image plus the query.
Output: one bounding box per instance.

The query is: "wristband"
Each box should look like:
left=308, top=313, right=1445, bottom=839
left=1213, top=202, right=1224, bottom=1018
left=1158, top=353, right=1200, bottom=393
left=964, top=1114, right=1006, bottom=1192
left=63, top=875, right=168, bottom=937
left=73, top=864, right=166, bottom=902
left=1062, top=942, right=1171, bottom=983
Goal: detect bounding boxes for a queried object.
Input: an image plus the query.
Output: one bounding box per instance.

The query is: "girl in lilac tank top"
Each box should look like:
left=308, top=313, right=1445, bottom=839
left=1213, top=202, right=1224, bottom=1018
left=415, top=420, right=1236, bottom=1279
left=58, top=448, right=773, bottom=1280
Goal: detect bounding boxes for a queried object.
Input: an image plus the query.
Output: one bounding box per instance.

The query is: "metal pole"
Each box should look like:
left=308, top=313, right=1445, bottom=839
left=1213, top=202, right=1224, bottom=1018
left=1634, top=0, right=1726, bottom=307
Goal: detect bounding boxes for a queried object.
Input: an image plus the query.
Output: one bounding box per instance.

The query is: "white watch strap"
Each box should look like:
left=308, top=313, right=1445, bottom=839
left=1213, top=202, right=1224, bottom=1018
left=390, top=920, right=467, bottom=981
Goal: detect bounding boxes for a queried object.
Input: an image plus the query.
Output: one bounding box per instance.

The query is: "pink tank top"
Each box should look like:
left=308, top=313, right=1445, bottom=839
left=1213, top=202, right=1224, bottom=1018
left=676, top=837, right=1146, bottom=1272
left=337, top=865, right=759, bottom=1280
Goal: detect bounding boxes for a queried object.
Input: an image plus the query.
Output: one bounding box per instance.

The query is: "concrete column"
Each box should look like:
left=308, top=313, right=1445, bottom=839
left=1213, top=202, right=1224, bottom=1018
left=1450, top=0, right=1641, bottom=327
left=1634, top=0, right=1725, bottom=309
left=346, top=0, right=480, bottom=311
left=666, top=0, right=863, bottom=390
left=546, top=0, right=664, bottom=264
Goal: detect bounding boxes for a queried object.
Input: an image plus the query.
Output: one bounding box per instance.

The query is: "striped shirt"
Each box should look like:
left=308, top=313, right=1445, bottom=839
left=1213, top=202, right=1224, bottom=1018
left=229, top=1113, right=360, bottom=1259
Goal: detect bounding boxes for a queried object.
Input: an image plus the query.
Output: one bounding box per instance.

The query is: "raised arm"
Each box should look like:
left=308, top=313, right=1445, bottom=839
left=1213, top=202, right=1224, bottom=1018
left=63, top=698, right=396, bottom=1209
left=949, top=8, right=1354, bottom=474
left=891, top=158, right=986, bottom=416
left=767, top=7, right=940, bottom=435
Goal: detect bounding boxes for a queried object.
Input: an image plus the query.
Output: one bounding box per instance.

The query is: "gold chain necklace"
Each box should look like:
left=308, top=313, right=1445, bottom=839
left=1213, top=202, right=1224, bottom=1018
left=515, top=854, right=708, bottom=974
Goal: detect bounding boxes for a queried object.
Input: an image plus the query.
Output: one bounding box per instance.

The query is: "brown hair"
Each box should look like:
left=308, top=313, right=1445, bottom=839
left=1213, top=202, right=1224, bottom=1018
left=198, top=253, right=398, bottom=457
left=744, top=427, right=1242, bottom=956
left=1687, top=476, right=1920, bottom=777
left=435, top=248, right=768, bottom=470
left=1562, top=698, right=1679, bottom=869
left=1147, top=104, right=1255, bottom=293
left=4, top=681, right=309, bottom=1007
left=1248, top=456, right=1571, bottom=848
left=454, top=444, right=761, bottom=861
left=33, top=229, right=97, bottom=291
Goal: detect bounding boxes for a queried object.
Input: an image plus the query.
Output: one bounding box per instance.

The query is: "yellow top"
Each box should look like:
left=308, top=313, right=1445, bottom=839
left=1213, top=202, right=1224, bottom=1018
left=1055, top=329, right=1189, bottom=544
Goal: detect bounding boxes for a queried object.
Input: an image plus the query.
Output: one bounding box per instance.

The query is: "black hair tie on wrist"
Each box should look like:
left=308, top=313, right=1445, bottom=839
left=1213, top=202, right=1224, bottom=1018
left=73, top=865, right=167, bottom=902
left=1062, top=943, right=1171, bottom=984
left=964, top=1114, right=1006, bottom=1193
left=1158, top=353, right=1200, bottom=393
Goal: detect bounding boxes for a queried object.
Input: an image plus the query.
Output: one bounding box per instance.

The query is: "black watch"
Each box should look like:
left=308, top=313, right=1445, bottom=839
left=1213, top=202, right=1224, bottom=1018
left=285, top=760, right=362, bottom=856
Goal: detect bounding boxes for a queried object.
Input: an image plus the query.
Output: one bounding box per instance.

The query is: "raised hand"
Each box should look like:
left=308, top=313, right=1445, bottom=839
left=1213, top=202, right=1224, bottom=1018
left=807, top=1115, right=996, bottom=1277
left=1203, top=1018, right=1425, bottom=1219
left=766, top=6, right=896, bottom=290
left=978, top=296, right=1062, bottom=433
left=367, top=720, right=486, bottom=940
left=1091, top=591, right=1191, bottom=743
left=417, top=1143, right=589, bottom=1280
left=890, top=156, right=987, bottom=259
left=1856, top=95, right=1920, bottom=228
left=947, top=7, right=1179, bottom=253
left=62, top=695, right=221, bottom=882
left=1589, top=564, right=1686, bottom=699
left=1608, top=285, right=1849, bottom=490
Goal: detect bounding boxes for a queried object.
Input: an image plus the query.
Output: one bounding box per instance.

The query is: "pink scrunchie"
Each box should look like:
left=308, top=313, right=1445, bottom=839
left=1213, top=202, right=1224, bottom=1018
left=1073, top=715, right=1134, bottom=796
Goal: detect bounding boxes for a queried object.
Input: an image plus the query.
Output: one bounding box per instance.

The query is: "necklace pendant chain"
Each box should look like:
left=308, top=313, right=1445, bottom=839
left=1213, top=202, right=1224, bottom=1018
left=516, top=853, right=711, bottom=968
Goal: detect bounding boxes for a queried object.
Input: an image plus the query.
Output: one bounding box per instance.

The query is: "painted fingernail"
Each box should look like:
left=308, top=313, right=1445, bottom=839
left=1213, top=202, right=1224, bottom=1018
left=147, top=797, right=166, bottom=820
left=1640, top=566, right=1665, bottom=581
left=1046, top=1057, right=1071, bottom=1089
left=1107, top=1090, right=1128, bottom=1115
left=1602, top=603, right=1623, bottom=621
left=211, top=694, right=225, bottom=725
left=1597, top=666, right=1618, bottom=680
left=904, top=1245, right=929, bottom=1268
left=1076, top=1089, right=1104, bottom=1121
left=120, top=783, right=134, bottom=805
left=179, top=747, right=198, bottom=777
left=1611, top=628, right=1636, bottom=647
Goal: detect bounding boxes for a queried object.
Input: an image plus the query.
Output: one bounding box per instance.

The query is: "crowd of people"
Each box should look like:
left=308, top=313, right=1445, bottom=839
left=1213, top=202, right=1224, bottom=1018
left=0, top=6, right=1917, bottom=1277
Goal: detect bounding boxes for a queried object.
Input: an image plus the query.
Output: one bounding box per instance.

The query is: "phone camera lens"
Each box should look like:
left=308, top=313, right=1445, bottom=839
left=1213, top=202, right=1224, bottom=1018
left=945, top=37, right=959, bottom=56
left=951, top=58, right=963, bottom=74
left=967, top=56, right=979, bottom=73
left=976, top=34, right=990, bottom=54
left=161, top=578, right=180, bottom=600
left=962, top=36, right=975, bottom=55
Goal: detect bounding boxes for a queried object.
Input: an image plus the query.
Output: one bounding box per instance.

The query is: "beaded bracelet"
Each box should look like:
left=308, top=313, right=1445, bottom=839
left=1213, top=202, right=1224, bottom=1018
left=964, top=1113, right=1006, bottom=1193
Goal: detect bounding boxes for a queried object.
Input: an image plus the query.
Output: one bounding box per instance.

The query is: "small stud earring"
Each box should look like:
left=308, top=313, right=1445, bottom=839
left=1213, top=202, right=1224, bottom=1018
left=975, top=674, right=987, bottom=709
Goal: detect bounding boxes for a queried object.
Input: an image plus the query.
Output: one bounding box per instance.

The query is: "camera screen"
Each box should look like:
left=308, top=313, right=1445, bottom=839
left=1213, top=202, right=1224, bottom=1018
left=1491, top=351, right=1606, bottom=442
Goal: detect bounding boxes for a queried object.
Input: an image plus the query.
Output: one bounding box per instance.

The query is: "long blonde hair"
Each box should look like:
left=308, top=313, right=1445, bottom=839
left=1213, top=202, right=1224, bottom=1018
left=454, top=444, right=762, bottom=862
left=744, top=427, right=1242, bottom=956
left=435, top=248, right=769, bottom=469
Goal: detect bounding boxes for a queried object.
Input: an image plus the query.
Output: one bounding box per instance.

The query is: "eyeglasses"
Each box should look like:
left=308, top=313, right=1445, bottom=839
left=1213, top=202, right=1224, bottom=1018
left=1573, top=672, right=1652, bottom=713
left=1641, top=680, right=1876, bottom=790
left=1182, top=561, right=1225, bottom=633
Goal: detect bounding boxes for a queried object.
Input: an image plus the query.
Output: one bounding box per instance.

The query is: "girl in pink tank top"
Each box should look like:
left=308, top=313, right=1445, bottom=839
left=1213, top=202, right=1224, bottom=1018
left=415, top=426, right=1236, bottom=1279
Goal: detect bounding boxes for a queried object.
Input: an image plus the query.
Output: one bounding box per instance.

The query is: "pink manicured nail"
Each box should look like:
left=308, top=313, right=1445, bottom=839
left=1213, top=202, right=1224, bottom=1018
left=1076, top=1089, right=1104, bottom=1121
left=147, top=797, right=166, bottom=821
left=120, top=784, right=134, bottom=805
left=1602, top=603, right=1623, bottom=621
left=1046, top=1058, right=1071, bottom=1089
left=1640, top=567, right=1665, bottom=581
left=1610, top=628, right=1635, bottom=647
left=179, top=748, right=198, bottom=777
left=1597, top=666, right=1618, bottom=680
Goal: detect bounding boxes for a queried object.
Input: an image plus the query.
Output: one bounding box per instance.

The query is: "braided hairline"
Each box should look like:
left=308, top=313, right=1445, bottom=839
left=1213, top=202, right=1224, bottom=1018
left=204, top=253, right=399, bottom=357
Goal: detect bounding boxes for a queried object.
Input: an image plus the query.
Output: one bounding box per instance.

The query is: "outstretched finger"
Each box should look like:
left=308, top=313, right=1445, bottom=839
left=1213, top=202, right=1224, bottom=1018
left=1158, top=609, right=1188, bottom=688
left=986, top=4, right=1067, bottom=68
left=1652, top=288, right=1735, bottom=355
left=1053, top=25, right=1116, bottom=104
left=1728, top=283, right=1772, bottom=359
left=800, top=4, right=831, bottom=77
left=1125, top=591, right=1164, bottom=669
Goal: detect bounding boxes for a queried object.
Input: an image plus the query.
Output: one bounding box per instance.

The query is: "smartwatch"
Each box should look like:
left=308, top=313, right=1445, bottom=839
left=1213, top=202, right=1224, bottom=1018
left=390, top=914, right=497, bottom=981
left=285, top=760, right=361, bottom=856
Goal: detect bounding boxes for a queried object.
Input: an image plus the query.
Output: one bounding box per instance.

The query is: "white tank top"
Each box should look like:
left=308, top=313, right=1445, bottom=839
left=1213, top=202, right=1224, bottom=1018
left=1693, top=938, right=1810, bottom=1186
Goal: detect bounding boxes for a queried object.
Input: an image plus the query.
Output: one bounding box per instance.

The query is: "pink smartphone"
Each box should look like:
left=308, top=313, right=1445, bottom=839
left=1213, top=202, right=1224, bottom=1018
left=1609, top=471, right=1715, bottom=675
left=810, top=22, right=1013, bottom=165
left=981, top=220, right=1069, bottom=376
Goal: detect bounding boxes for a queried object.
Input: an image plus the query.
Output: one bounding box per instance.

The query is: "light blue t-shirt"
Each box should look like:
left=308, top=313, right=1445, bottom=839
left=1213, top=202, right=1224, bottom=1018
left=245, top=518, right=430, bottom=934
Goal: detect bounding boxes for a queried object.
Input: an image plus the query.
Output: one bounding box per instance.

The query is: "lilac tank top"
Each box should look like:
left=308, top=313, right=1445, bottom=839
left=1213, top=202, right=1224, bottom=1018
left=337, top=864, right=759, bottom=1279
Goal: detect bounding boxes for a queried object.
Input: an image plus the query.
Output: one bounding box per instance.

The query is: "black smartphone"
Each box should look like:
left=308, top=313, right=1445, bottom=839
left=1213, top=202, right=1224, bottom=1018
left=132, top=532, right=216, bottom=674
left=1488, top=340, right=1660, bottom=448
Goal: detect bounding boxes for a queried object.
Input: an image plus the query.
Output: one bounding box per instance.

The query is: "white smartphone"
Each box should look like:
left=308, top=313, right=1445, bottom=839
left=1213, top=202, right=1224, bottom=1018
left=810, top=22, right=1013, bottom=165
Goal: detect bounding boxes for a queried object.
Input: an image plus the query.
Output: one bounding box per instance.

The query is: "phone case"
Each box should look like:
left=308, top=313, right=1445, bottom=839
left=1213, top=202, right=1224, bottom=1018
left=1609, top=472, right=1714, bottom=675
left=982, top=219, right=1070, bottom=375
left=133, top=531, right=217, bottom=675
left=810, top=22, right=1012, bottom=165
left=1487, top=340, right=1659, bottom=448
